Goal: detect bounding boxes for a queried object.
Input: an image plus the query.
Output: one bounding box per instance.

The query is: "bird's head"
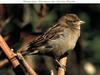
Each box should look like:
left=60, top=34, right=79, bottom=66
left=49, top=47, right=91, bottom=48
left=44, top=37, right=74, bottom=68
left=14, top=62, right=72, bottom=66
left=59, top=14, right=85, bottom=29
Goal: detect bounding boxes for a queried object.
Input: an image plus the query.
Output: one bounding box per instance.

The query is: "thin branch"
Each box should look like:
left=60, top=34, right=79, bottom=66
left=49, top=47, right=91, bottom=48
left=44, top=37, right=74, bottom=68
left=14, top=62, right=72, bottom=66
left=51, top=69, right=54, bottom=75
left=0, top=35, right=37, bottom=75
left=17, top=53, right=38, bottom=75
left=0, top=59, right=9, bottom=68
left=0, top=34, right=40, bottom=69
left=57, top=57, right=67, bottom=75
left=0, top=35, right=26, bottom=75
left=0, top=35, right=20, bottom=68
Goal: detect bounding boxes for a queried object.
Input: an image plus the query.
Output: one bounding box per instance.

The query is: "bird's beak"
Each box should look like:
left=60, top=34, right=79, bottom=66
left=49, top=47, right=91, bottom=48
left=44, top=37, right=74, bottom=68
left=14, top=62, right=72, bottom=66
left=80, top=21, right=85, bottom=24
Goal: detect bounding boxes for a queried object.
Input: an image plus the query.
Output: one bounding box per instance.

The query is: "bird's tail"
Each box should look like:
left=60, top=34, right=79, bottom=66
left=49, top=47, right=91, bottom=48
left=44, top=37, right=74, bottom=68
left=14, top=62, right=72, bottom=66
left=21, top=46, right=39, bottom=56
left=21, top=49, right=30, bottom=56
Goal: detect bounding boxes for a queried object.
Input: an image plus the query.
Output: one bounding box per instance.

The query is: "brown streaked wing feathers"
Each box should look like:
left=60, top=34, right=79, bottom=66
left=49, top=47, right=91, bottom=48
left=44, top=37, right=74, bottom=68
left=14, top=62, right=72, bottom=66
left=30, top=23, right=66, bottom=47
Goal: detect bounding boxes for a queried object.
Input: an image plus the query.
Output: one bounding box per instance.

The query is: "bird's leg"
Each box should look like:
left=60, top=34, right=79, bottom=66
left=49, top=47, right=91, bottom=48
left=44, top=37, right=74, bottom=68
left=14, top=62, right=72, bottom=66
left=55, top=59, right=66, bottom=71
left=55, top=52, right=68, bottom=71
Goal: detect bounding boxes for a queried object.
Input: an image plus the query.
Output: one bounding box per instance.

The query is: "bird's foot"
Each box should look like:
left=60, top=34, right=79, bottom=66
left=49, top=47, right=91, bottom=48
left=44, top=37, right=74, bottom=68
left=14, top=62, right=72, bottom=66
left=55, top=60, right=66, bottom=71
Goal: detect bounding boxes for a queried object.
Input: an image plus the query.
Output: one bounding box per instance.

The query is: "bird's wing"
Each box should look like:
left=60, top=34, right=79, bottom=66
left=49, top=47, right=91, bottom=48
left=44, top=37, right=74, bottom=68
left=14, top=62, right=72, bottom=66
left=29, top=23, right=66, bottom=47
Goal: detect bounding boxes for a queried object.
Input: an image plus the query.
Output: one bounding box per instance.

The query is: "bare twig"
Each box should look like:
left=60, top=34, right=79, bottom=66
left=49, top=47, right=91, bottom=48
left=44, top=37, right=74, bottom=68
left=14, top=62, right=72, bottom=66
left=0, top=34, right=40, bottom=69
left=0, top=59, right=9, bottom=68
left=57, top=57, right=67, bottom=75
left=51, top=69, right=54, bottom=75
left=0, top=35, right=37, bottom=75
left=0, top=35, right=26, bottom=75
left=0, top=35, right=20, bottom=68
left=17, top=53, right=38, bottom=75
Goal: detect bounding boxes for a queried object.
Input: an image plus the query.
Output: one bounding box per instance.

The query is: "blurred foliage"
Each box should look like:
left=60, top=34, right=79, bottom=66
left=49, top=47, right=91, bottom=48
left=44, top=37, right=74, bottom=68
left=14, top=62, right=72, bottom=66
left=0, top=4, right=100, bottom=75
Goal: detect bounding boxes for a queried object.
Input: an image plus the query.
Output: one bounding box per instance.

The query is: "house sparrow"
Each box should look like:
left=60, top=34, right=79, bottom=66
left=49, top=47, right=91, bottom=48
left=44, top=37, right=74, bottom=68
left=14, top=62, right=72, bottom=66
left=21, top=14, right=85, bottom=64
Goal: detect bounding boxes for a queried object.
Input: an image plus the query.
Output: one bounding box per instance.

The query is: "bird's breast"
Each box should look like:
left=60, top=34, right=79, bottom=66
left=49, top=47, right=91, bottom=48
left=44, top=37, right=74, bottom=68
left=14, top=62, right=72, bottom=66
left=48, top=29, right=80, bottom=57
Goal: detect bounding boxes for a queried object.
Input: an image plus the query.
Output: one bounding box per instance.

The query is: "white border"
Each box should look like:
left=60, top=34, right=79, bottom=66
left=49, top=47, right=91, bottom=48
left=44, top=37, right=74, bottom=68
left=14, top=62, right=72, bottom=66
left=0, top=0, right=100, bottom=4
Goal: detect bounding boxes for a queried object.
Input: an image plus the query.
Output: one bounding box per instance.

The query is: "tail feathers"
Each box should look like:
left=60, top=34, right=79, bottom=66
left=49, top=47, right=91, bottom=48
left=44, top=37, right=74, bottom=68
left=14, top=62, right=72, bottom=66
left=21, top=50, right=30, bottom=56
left=21, top=49, right=39, bottom=56
left=28, top=50, right=39, bottom=55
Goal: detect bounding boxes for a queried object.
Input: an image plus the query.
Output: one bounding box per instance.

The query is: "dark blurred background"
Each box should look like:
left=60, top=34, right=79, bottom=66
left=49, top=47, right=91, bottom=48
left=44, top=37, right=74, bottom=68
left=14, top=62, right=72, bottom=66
left=0, top=4, right=100, bottom=75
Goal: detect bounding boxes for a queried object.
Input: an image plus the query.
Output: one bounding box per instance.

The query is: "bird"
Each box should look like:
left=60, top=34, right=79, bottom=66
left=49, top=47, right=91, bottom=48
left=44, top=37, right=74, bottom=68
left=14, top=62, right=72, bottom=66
left=21, top=14, right=85, bottom=68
